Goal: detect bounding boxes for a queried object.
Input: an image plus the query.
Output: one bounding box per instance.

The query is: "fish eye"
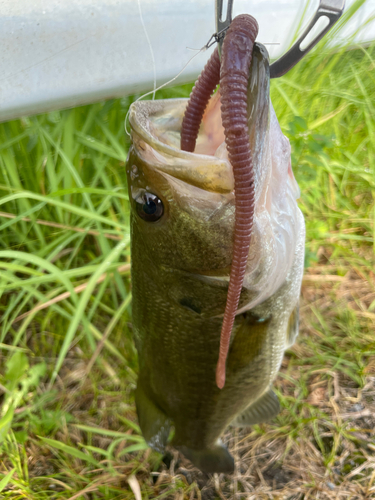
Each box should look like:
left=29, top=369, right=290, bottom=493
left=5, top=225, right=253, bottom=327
left=135, top=191, right=164, bottom=222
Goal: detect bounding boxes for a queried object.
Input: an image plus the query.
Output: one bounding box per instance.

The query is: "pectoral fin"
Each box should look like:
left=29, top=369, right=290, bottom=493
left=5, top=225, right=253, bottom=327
left=135, top=382, right=171, bottom=453
left=231, top=389, right=280, bottom=427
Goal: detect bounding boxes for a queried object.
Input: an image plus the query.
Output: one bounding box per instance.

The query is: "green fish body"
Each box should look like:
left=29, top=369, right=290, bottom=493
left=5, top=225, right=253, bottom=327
left=126, top=46, right=305, bottom=473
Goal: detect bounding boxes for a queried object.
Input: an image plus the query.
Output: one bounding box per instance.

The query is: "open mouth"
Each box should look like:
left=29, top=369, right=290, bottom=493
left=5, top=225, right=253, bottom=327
left=129, top=99, right=235, bottom=194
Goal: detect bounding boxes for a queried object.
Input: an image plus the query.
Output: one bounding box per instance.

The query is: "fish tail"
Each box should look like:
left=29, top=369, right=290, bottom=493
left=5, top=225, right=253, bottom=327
left=175, top=440, right=234, bottom=474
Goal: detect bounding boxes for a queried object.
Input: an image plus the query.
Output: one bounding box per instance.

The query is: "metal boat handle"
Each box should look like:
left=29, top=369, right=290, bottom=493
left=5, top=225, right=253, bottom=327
left=269, top=0, right=346, bottom=78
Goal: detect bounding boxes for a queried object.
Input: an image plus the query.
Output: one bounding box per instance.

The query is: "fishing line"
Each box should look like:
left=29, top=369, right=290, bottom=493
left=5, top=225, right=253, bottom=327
left=124, top=46, right=207, bottom=137
left=137, top=0, right=156, bottom=100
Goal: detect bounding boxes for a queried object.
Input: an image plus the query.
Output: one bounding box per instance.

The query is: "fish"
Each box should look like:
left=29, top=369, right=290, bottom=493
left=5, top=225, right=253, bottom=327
left=125, top=42, right=305, bottom=473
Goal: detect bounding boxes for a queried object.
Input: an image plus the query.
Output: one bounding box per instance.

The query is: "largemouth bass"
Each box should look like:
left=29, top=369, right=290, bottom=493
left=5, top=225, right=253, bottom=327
left=126, top=43, right=305, bottom=473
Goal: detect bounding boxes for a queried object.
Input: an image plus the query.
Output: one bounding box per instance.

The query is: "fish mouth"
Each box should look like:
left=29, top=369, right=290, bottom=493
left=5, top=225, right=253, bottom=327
left=129, top=99, right=235, bottom=194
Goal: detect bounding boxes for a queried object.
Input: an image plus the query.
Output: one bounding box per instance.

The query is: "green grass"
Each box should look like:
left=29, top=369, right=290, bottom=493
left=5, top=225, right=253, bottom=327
left=1, top=1, right=375, bottom=497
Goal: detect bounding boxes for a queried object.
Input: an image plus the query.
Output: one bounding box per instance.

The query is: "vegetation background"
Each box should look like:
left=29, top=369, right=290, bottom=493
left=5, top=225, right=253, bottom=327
left=0, top=0, right=374, bottom=498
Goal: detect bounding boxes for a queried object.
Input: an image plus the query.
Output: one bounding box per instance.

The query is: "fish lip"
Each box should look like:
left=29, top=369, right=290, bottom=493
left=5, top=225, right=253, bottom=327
left=129, top=99, right=186, bottom=159
left=129, top=99, right=226, bottom=163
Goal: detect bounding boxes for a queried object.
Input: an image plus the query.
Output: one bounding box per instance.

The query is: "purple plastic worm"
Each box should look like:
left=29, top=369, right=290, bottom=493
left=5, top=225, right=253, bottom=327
left=180, top=48, right=221, bottom=152
left=180, top=14, right=259, bottom=389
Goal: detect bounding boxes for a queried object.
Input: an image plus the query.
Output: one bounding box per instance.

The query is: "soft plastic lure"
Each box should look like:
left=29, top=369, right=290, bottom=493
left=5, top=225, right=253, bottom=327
left=181, top=15, right=259, bottom=389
